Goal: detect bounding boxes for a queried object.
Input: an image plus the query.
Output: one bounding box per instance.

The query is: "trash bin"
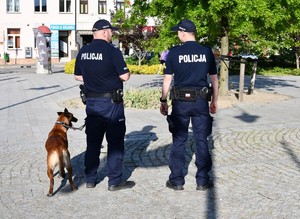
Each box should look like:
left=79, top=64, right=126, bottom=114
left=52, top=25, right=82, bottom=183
left=4, top=53, right=9, bottom=62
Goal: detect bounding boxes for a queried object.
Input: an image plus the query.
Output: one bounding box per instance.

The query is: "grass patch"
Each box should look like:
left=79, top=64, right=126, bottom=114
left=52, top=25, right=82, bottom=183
left=258, top=67, right=300, bottom=76
left=124, top=88, right=170, bottom=109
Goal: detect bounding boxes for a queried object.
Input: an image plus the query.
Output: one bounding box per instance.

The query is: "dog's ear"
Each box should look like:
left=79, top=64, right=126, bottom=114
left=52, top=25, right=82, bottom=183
left=57, top=112, right=62, bottom=116
left=64, top=108, right=69, bottom=114
left=72, top=116, right=78, bottom=122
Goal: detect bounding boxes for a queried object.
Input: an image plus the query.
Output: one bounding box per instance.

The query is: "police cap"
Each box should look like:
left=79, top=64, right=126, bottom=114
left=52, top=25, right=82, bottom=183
left=171, top=19, right=196, bottom=33
left=92, top=19, right=119, bottom=32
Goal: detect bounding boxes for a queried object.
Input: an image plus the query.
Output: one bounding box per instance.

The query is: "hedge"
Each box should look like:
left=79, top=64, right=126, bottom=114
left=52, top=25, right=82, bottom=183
left=64, top=59, right=162, bottom=75
left=64, top=59, right=76, bottom=74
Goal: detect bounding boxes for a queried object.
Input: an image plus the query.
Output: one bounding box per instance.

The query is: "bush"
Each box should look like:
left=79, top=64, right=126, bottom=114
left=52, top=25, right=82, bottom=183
left=124, top=56, right=138, bottom=65
left=64, top=59, right=161, bottom=75
left=125, top=52, right=160, bottom=65
left=128, top=64, right=161, bottom=74
left=64, top=59, right=75, bottom=74
left=124, top=88, right=170, bottom=109
left=258, top=67, right=300, bottom=76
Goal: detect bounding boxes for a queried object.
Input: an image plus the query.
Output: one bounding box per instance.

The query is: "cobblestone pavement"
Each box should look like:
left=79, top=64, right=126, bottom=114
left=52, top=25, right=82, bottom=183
left=0, top=66, right=299, bottom=218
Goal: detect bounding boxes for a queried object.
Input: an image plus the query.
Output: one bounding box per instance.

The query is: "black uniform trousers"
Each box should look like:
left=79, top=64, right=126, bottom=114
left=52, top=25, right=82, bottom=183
left=169, top=97, right=212, bottom=186
left=85, top=97, right=126, bottom=186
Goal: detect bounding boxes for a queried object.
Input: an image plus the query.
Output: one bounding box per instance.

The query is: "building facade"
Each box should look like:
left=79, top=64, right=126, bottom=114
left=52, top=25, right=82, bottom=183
left=0, top=0, right=125, bottom=65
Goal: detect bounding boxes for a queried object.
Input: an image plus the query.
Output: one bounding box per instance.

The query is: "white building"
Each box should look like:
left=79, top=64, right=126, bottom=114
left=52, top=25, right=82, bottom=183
left=0, top=0, right=126, bottom=65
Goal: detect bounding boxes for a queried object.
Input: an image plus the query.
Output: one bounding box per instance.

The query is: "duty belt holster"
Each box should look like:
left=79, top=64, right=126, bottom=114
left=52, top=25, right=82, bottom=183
left=112, top=89, right=123, bottom=103
left=207, top=83, right=213, bottom=101
left=79, top=84, right=86, bottom=105
left=170, top=87, right=209, bottom=102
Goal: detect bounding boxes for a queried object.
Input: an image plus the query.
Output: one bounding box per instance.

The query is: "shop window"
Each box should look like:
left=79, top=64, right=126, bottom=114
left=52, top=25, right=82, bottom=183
left=60, top=0, right=71, bottom=13
left=80, top=0, right=88, bottom=14
left=7, top=28, right=20, bottom=49
left=6, top=0, right=20, bottom=12
left=98, top=0, right=107, bottom=14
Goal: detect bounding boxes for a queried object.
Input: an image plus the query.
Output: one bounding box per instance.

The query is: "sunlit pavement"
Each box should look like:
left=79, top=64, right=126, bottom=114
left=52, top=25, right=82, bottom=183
left=0, top=66, right=299, bottom=218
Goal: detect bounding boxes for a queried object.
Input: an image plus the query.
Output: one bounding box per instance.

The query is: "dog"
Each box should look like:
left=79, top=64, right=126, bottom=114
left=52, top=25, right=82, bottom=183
left=45, top=108, right=77, bottom=196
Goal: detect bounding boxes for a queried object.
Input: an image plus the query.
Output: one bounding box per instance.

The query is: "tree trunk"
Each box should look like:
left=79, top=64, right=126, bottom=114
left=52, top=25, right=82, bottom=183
left=296, top=49, right=300, bottom=69
left=138, top=54, right=142, bottom=66
left=219, top=16, right=229, bottom=97
left=135, top=49, right=145, bottom=67
left=248, top=61, right=258, bottom=94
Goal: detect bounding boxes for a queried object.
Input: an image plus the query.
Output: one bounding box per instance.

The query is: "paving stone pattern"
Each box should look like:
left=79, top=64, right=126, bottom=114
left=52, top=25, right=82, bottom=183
left=0, top=66, right=299, bottom=218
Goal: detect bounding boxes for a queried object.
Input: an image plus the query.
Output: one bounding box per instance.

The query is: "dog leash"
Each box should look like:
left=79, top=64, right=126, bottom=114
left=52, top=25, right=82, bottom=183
left=55, top=121, right=86, bottom=131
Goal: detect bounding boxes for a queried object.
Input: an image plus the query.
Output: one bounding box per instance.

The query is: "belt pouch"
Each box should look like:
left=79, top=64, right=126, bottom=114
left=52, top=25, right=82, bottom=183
left=207, top=84, right=213, bottom=101
left=177, top=88, right=197, bottom=101
left=79, top=84, right=86, bottom=105
left=112, top=89, right=123, bottom=103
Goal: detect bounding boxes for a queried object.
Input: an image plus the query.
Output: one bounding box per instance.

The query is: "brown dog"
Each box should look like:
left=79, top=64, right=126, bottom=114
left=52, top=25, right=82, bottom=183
left=45, top=108, right=77, bottom=196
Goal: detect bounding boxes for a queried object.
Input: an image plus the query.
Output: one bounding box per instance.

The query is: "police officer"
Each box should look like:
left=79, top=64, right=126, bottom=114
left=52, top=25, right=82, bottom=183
left=74, top=19, right=135, bottom=191
left=160, top=19, right=219, bottom=191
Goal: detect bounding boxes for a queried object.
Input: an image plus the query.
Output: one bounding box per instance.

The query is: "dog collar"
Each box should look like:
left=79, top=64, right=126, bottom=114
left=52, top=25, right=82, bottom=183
left=55, top=121, right=71, bottom=129
left=55, top=121, right=86, bottom=131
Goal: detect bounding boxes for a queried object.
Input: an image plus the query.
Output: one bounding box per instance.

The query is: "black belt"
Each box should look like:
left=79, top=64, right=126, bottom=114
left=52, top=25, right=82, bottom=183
left=85, top=92, right=113, bottom=98
left=170, top=87, right=209, bottom=101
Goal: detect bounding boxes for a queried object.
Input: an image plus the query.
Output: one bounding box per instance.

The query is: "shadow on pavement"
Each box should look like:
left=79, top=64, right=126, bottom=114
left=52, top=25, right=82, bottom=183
left=58, top=125, right=211, bottom=189
left=229, top=75, right=300, bottom=92
left=280, top=140, right=300, bottom=169
left=234, top=106, right=260, bottom=123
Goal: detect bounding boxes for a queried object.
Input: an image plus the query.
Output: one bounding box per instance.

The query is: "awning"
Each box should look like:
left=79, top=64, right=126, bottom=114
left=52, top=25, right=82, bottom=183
left=77, top=30, right=93, bottom=35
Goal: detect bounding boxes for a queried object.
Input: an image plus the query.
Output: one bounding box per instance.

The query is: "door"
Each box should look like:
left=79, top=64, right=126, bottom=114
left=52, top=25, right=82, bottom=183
left=59, top=31, right=69, bottom=58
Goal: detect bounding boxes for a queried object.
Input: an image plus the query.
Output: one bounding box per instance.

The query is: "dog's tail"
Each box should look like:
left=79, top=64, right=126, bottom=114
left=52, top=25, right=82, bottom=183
left=58, top=150, right=72, bottom=178
left=58, top=153, right=64, bottom=178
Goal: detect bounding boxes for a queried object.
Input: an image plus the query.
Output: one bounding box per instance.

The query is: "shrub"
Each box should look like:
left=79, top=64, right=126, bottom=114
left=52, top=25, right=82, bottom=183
left=64, top=59, right=75, bottom=74
left=63, top=58, right=162, bottom=75
left=258, top=67, right=300, bottom=76
left=127, top=64, right=161, bottom=74
left=124, top=87, right=170, bottom=109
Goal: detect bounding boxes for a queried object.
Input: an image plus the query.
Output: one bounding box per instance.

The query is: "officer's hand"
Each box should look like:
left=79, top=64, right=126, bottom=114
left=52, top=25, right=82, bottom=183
left=160, top=103, right=168, bottom=116
left=209, top=101, right=218, bottom=114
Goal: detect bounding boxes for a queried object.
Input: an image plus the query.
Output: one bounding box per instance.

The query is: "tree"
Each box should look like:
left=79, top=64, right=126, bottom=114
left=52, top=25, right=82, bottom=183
left=111, top=1, right=159, bottom=66
left=131, top=0, right=300, bottom=95
left=277, top=0, right=300, bottom=69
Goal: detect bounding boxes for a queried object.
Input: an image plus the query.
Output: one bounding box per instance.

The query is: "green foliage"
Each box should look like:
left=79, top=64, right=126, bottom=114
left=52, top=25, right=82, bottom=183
left=111, top=1, right=159, bottom=64
left=64, top=59, right=75, bottom=74
left=124, top=56, right=139, bottom=65
left=125, top=54, right=160, bottom=65
left=258, top=67, right=300, bottom=76
left=124, top=88, right=169, bottom=109
left=134, top=0, right=300, bottom=63
left=147, top=54, right=160, bottom=65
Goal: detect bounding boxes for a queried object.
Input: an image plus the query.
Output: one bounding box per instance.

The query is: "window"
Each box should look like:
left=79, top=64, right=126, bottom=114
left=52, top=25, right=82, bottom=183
left=80, top=0, right=88, bottom=14
left=35, top=0, right=47, bottom=12
left=7, top=0, right=20, bottom=12
left=116, top=0, right=124, bottom=11
left=60, top=0, right=71, bottom=13
left=7, top=28, right=20, bottom=49
left=98, top=0, right=107, bottom=14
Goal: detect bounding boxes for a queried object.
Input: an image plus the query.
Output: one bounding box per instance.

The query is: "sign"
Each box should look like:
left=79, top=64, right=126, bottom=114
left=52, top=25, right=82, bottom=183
left=50, top=30, right=59, bottom=57
left=33, top=28, right=49, bottom=65
left=50, top=25, right=75, bottom=30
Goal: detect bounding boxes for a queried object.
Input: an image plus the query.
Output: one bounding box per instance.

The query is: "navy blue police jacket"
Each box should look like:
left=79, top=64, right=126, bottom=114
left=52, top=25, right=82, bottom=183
left=164, top=41, right=217, bottom=88
left=74, top=39, right=129, bottom=93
